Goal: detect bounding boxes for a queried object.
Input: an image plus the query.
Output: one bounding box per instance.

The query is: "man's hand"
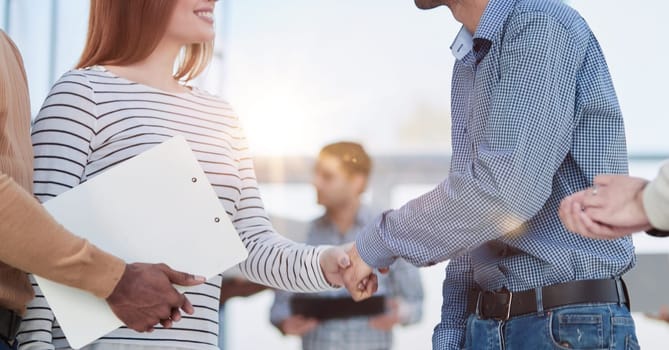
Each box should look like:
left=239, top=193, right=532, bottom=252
left=106, top=263, right=206, bottom=332
left=368, top=298, right=401, bottom=331
left=559, top=175, right=652, bottom=239
left=342, top=243, right=380, bottom=301
left=581, top=175, right=650, bottom=228
left=279, top=315, right=319, bottom=336
left=319, top=245, right=352, bottom=287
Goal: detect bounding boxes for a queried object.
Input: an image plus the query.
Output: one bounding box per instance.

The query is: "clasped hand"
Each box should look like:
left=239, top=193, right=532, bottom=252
left=559, top=175, right=651, bottom=239
left=319, top=243, right=387, bottom=301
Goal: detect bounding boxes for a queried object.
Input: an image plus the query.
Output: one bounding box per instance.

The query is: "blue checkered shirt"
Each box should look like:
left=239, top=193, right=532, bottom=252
left=355, top=0, right=634, bottom=349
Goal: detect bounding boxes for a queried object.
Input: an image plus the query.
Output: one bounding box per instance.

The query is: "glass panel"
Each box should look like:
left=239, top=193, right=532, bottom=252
left=0, top=0, right=8, bottom=30
left=223, top=0, right=459, bottom=156
left=571, top=1, right=668, bottom=156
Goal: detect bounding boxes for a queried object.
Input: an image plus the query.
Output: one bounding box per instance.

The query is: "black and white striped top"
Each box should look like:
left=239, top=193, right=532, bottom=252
left=18, top=66, right=332, bottom=350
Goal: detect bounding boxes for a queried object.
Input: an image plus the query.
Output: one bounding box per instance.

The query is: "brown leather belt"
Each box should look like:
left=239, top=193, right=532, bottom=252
left=466, top=278, right=629, bottom=321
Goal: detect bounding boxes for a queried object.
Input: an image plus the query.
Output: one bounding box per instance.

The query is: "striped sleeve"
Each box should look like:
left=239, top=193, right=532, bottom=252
left=32, top=71, right=98, bottom=199
left=231, top=124, right=333, bottom=293
left=19, top=71, right=99, bottom=349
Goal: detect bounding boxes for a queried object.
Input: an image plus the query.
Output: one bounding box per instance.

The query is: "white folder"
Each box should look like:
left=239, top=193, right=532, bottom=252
left=34, top=135, right=249, bottom=349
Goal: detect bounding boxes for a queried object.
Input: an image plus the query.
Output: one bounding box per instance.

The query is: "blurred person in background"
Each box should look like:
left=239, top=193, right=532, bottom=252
left=270, top=142, right=423, bottom=350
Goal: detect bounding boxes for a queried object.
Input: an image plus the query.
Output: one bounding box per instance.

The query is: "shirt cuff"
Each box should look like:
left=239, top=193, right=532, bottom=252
left=82, top=246, right=126, bottom=299
left=643, top=175, right=669, bottom=231
left=313, top=245, right=341, bottom=291
left=355, top=212, right=397, bottom=269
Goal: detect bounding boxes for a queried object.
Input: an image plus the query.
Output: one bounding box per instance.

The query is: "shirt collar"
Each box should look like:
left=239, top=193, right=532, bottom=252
left=450, top=0, right=517, bottom=61
left=450, top=26, right=474, bottom=61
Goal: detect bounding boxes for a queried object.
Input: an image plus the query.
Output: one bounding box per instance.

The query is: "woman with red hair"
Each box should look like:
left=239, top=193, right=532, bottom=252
left=17, top=1, right=375, bottom=349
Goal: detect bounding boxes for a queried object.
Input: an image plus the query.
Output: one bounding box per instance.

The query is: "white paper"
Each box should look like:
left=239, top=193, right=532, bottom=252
left=35, top=135, right=248, bottom=349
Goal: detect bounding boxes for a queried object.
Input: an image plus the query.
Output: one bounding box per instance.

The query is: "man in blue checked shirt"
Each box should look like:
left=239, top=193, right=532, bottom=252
left=343, top=0, right=639, bottom=349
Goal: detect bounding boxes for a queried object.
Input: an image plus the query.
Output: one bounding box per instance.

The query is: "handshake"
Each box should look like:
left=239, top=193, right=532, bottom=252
left=318, top=242, right=389, bottom=302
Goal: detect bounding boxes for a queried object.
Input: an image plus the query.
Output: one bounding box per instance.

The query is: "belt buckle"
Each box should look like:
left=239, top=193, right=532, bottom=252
left=477, top=288, right=513, bottom=321
left=492, top=288, right=513, bottom=321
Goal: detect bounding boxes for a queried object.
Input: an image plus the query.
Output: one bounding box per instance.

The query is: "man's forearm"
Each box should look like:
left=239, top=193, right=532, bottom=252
left=0, top=174, right=125, bottom=298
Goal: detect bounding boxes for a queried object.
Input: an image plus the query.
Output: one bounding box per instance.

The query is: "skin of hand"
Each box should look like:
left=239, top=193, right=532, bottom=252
left=279, top=315, right=319, bottom=336
left=559, top=175, right=651, bottom=239
left=105, top=263, right=205, bottom=332
left=319, top=245, right=353, bottom=287
left=342, top=243, right=382, bottom=302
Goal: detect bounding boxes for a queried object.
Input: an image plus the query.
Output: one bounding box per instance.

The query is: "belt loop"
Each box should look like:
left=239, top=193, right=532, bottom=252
left=614, top=277, right=627, bottom=308
left=475, top=292, right=482, bottom=316
left=535, top=287, right=544, bottom=316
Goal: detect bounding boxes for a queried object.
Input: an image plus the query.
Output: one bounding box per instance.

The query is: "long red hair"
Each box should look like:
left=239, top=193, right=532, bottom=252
left=76, top=0, right=213, bottom=81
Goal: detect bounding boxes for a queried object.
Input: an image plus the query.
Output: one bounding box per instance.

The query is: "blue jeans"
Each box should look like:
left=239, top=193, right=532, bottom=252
left=463, top=303, right=639, bottom=350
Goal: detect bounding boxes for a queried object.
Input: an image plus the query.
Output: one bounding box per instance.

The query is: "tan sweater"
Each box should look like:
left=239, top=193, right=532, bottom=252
left=0, top=30, right=125, bottom=314
left=643, top=162, right=669, bottom=231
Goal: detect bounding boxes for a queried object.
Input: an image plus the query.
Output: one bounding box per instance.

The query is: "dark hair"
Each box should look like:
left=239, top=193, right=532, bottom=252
left=319, top=142, right=372, bottom=177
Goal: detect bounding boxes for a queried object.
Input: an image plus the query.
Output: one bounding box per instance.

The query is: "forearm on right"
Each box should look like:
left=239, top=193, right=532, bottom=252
left=0, top=174, right=125, bottom=298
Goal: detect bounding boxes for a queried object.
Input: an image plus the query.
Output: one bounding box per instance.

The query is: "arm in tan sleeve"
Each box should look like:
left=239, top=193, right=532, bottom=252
left=643, top=162, right=669, bottom=231
left=0, top=173, right=125, bottom=298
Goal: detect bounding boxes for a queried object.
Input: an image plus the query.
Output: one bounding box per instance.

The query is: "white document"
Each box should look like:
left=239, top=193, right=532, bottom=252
left=35, top=135, right=249, bottom=349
